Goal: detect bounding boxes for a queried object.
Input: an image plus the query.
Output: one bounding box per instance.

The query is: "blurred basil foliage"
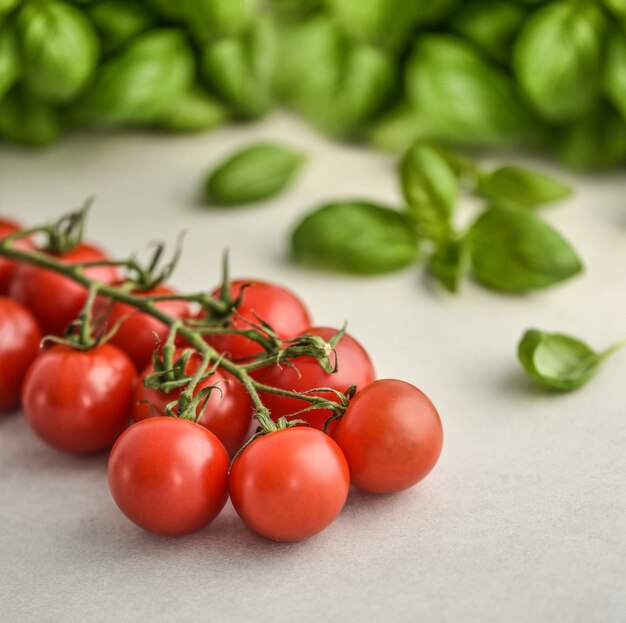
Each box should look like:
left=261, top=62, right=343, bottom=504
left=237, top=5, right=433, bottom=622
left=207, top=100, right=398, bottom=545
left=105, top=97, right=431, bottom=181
left=0, top=0, right=624, bottom=169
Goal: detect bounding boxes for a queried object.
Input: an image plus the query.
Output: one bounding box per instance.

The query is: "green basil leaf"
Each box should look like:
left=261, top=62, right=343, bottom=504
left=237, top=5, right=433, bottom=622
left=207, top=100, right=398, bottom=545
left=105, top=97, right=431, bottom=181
left=468, top=206, right=582, bottom=292
left=603, top=29, right=626, bottom=122
left=405, top=35, right=536, bottom=146
left=0, top=25, right=19, bottom=100
left=427, top=237, right=468, bottom=293
left=517, top=329, right=624, bottom=391
left=603, top=0, right=626, bottom=24
left=513, top=1, right=605, bottom=122
left=0, top=0, right=19, bottom=21
left=17, top=0, right=100, bottom=103
left=450, top=0, right=528, bottom=64
left=204, top=142, right=305, bottom=205
left=365, top=104, right=427, bottom=152
left=555, top=105, right=626, bottom=171
left=158, top=88, right=229, bottom=133
left=77, top=29, right=194, bottom=125
left=291, top=201, right=418, bottom=275
left=88, top=1, right=155, bottom=54
left=478, top=165, right=572, bottom=209
left=0, top=88, right=62, bottom=146
left=400, top=141, right=458, bottom=240
left=176, top=0, right=251, bottom=42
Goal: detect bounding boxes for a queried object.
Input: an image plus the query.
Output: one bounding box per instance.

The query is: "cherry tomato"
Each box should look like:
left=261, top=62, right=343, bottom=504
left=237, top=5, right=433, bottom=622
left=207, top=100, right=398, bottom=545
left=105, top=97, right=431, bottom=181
left=0, top=297, right=42, bottom=411
left=133, top=349, right=251, bottom=456
left=106, top=284, right=191, bottom=372
left=229, top=427, right=349, bottom=542
left=108, top=417, right=229, bottom=536
left=252, top=326, right=375, bottom=430
left=0, top=218, right=33, bottom=294
left=22, top=343, right=136, bottom=453
left=10, top=242, right=119, bottom=336
left=207, top=279, right=312, bottom=361
left=333, top=379, right=443, bottom=494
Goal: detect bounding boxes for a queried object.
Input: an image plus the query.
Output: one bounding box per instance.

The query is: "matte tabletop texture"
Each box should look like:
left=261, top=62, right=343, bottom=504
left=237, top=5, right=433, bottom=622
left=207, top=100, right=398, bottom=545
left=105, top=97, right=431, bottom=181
left=1, top=114, right=625, bottom=623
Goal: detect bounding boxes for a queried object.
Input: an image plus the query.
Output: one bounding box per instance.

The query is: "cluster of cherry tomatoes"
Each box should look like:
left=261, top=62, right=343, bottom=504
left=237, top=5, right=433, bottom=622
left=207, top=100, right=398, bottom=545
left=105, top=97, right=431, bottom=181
left=0, top=214, right=444, bottom=542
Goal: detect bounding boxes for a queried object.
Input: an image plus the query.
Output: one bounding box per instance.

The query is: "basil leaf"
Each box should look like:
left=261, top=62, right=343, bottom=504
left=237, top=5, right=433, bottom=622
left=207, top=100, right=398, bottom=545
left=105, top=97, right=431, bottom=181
left=428, top=238, right=468, bottom=293
left=513, top=1, right=605, bottom=122
left=204, top=143, right=305, bottom=206
left=78, top=29, right=194, bottom=125
left=468, top=206, right=582, bottom=292
left=0, top=25, right=19, bottom=100
left=0, top=89, right=63, bottom=146
left=478, top=166, right=572, bottom=209
left=17, top=0, right=100, bottom=103
left=400, top=141, right=458, bottom=240
left=603, top=0, right=626, bottom=24
left=603, top=29, right=626, bottom=122
left=518, top=329, right=624, bottom=391
left=405, top=35, right=536, bottom=146
left=88, top=1, right=155, bottom=54
left=158, top=88, right=228, bottom=133
left=450, top=1, right=528, bottom=64
left=291, top=201, right=418, bottom=275
left=366, top=104, right=427, bottom=152
left=0, top=0, right=19, bottom=21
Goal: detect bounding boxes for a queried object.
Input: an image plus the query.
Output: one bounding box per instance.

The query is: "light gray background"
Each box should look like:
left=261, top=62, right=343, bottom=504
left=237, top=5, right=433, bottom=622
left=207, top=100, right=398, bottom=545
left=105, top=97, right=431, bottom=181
left=1, top=114, right=625, bottom=623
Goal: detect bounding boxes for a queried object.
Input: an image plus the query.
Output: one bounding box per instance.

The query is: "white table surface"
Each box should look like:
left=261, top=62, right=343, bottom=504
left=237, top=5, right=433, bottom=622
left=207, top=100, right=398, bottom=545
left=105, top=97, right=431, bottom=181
left=1, top=113, right=625, bottom=623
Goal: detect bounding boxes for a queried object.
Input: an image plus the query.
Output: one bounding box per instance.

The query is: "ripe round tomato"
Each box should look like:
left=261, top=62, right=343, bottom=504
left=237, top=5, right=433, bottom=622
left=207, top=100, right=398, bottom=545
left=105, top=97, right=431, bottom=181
left=107, top=284, right=191, bottom=372
left=229, top=427, right=350, bottom=542
left=22, top=343, right=136, bottom=453
left=252, top=326, right=375, bottom=430
left=133, top=349, right=251, bottom=456
left=108, top=417, right=230, bottom=536
left=0, top=297, right=42, bottom=411
left=0, top=218, right=33, bottom=294
left=9, top=242, right=119, bottom=336
left=206, top=279, right=312, bottom=361
left=333, top=379, right=443, bottom=494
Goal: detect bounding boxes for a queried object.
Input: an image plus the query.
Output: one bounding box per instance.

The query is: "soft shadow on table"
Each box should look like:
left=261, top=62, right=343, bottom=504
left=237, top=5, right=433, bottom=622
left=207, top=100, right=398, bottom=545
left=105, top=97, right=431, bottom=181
left=494, top=366, right=561, bottom=400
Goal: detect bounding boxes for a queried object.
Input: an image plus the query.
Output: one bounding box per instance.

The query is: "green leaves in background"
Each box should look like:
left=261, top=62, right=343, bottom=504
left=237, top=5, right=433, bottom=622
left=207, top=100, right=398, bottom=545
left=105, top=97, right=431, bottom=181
left=477, top=166, right=572, bottom=209
left=427, top=238, right=468, bottom=293
left=467, top=206, right=582, bottom=292
left=158, top=88, right=228, bottom=133
left=0, top=25, right=19, bottom=99
left=603, top=29, right=626, bottom=122
left=204, top=143, right=305, bottom=205
left=17, top=0, right=100, bottom=103
left=88, top=1, right=155, bottom=54
left=406, top=35, right=536, bottom=146
left=291, top=201, right=418, bottom=275
left=518, top=329, right=625, bottom=391
left=514, top=1, right=605, bottom=122
left=0, top=88, right=62, bottom=146
left=78, top=29, right=194, bottom=125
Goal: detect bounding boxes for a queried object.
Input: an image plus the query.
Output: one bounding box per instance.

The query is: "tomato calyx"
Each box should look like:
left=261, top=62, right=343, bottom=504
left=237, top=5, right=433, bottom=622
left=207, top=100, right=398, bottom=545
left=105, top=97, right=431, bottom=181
left=44, top=202, right=91, bottom=254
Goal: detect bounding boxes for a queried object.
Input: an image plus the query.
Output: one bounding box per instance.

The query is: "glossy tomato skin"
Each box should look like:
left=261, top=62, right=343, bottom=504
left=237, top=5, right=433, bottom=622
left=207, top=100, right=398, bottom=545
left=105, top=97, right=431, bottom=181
left=333, top=379, right=443, bottom=494
left=229, top=427, right=350, bottom=542
left=133, top=349, right=251, bottom=456
left=107, top=284, right=191, bottom=372
left=252, top=326, right=375, bottom=430
left=9, top=242, right=118, bottom=336
left=108, top=417, right=230, bottom=536
left=207, top=279, right=312, bottom=361
left=0, top=218, right=33, bottom=294
left=0, top=297, right=42, bottom=411
left=22, top=343, right=136, bottom=453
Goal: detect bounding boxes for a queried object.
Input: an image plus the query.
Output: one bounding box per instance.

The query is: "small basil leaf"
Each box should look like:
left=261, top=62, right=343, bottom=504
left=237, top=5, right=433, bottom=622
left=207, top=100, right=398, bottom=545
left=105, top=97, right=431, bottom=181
left=400, top=141, right=458, bottom=240
left=478, top=165, right=572, bottom=209
left=468, top=206, right=582, bottom=292
left=603, top=29, right=626, bottom=122
left=88, top=1, right=155, bottom=54
left=517, top=329, right=618, bottom=391
left=513, top=1, right=605, bottom=122
left=204, top=143, right=305, bottom=206
left=291, top=201, right=418, bottom=275
left=158, top=88, right=229, bottom=133
left=366, top=104, right=427, bottom=152
left=0, top=25, right=19, bottom=100
left=427, top=238, right=468, bottom=293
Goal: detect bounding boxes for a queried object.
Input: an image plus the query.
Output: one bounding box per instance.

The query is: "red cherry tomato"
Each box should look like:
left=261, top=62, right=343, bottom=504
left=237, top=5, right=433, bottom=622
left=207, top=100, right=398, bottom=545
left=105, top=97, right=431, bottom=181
left=252, top=326, right=375, bottom=430
left=0, top=218, right=33, bottom=294
left=22, top=343, right=136, bottom=453
left=9, top=242, right=119, bottom=336
left=108, top=417, right=230, bottom=536
left=229, top=427, right=349, bottom=542
left=106, top=284, right=191, bottom=371
left=133, top=349, right=251, bottom=456
left=0, top=297, right=42, bottom=411
left=207, top=279, right=312, bottom=360
left=333, top=379, right=443, bottom=494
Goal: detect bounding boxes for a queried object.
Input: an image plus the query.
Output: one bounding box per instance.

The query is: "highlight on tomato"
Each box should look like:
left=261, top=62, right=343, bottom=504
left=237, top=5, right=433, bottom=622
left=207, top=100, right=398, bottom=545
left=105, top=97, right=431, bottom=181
left=108, top=417, right=230, bottom=536
left=0, top=297, right=42, bottom=412
left=229, top=426, right=350, bottom=542
left=22, top=343, right=136, bottom=453
left=252, top=326, right=375, bottom=429
left=332, top=379, right=444, bottom=494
